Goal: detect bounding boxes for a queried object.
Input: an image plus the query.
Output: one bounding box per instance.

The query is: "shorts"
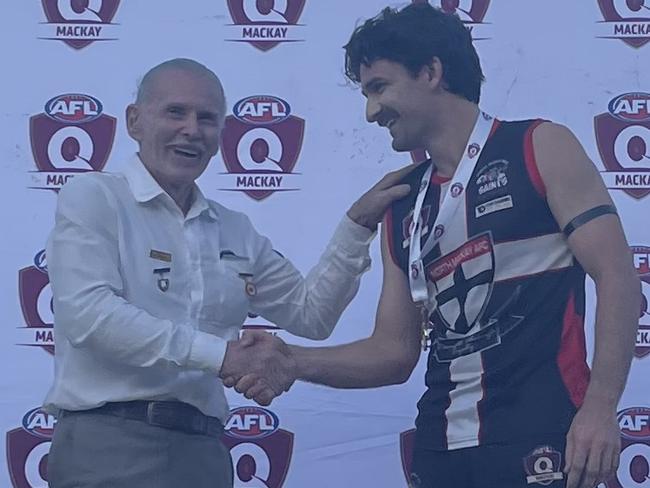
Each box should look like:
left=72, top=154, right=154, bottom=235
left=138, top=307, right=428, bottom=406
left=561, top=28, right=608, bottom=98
left=410, top=435, right=567, bottom=488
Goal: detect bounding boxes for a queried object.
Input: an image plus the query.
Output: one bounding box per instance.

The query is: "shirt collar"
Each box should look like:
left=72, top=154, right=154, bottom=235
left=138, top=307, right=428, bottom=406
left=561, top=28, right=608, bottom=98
left=123, top=154, right=218, bottom=221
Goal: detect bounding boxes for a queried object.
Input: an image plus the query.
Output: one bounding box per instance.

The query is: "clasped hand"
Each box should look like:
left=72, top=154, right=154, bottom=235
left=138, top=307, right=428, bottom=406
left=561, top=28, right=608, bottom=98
left=219, top=331, right=296, bottom=406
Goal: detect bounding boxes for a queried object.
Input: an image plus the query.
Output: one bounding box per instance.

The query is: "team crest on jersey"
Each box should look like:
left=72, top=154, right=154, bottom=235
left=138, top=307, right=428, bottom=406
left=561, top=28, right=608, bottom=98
left=427, top=233, right=495, bottom=335
left=475, top=159, right=509, bottom=195
left=402, top=205, right=432, bottom=248
left=426, top=233, right=524, bottom=361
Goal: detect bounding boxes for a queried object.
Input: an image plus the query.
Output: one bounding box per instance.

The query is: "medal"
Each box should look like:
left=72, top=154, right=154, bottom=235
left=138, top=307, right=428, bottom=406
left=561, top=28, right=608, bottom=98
left=419, top=304, right=431, bottom=351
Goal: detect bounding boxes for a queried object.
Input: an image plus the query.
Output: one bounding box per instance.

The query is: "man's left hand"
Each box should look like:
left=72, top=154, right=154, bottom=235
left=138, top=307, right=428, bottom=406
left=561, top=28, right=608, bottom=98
left=564, top=398, right=620, bottom=488
left=347, top=163, right=417, bottom=231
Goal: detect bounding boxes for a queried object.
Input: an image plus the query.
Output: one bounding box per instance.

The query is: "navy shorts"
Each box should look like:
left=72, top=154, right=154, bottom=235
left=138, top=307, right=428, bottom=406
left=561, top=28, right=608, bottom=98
left=410, top=435, right=567, bottom=488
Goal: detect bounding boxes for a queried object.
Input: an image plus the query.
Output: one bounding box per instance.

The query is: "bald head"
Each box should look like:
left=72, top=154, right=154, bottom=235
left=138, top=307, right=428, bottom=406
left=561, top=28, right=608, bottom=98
left=135, top=58, right=226, bottom=117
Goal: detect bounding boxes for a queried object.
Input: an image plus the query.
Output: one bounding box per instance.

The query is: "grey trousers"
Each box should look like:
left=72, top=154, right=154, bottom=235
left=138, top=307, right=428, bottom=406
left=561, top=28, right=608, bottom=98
left=47, top=411, right=233, bottom=488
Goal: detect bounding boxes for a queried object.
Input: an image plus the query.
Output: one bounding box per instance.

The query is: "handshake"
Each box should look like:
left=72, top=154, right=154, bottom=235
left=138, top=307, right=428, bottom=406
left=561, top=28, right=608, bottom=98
left=219, top=331, right=297, bottom=406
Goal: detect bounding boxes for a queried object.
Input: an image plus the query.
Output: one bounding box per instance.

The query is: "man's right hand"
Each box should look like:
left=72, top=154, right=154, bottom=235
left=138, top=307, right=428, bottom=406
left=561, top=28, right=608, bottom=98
left=346, top=163, right=419, bottom=232
left=219, top=331, right=296, bottom=405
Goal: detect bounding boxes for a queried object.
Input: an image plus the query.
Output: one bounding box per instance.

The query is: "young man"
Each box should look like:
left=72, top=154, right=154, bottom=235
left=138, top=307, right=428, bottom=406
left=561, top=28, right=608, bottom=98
left=44, top=58, right=410, bottom=488
left=229, top=5, right=640, bottom=488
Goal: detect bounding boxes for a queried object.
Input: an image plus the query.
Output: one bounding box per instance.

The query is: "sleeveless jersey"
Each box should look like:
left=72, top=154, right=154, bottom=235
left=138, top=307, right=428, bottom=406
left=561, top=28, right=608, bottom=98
left=386, top=119, right=590, bottom=450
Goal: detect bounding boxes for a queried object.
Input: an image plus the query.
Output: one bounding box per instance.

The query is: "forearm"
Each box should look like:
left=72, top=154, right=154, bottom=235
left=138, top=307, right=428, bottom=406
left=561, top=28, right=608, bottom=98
left=289, top=336, right=415, bottom=388
left=53, top=286, right=226, bottom=373
left=253, top=215, right=375, bottom=340
left=586, top=271, right=640, bottom=407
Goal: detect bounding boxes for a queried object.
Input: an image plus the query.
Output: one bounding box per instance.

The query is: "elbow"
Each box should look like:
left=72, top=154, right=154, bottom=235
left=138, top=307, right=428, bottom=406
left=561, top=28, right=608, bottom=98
left=388, top=350, right=419, bottom=385
left=303, top=324, right=334, bottom=341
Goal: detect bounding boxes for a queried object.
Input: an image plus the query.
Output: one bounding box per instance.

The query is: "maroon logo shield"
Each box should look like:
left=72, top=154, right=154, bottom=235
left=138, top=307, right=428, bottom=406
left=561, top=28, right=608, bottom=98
left=400, top=429, right=417, bottom=484
left=29, top=93, right=115, bottom=191
left=225, top=0, right=307, bottom=52
left=637, top=245, right=650, bottom=358
left=222, top=407, right=293, bottom=487
left=595, top=93, right=650, bottom=199
left=604, top=407, right=650, bottom=487
left=6, top=408, right=56, bottom=488
left=220, top=95, right=304, bottom=201
left=597, top=0, right=650, bottom=48
left=414, top=1, right=492, bottom=39
left=18, top=250, right=54, bottom=355
left=39, top=0, right=121, bottom=50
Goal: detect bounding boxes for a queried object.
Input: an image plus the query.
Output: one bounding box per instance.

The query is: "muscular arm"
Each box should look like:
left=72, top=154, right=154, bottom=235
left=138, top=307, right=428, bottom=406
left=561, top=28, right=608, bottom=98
left=288, top=221, right=422, bottom=388
left=535, top=122, right=639, bottom=405
left=534, top=122, right=640, bottom=488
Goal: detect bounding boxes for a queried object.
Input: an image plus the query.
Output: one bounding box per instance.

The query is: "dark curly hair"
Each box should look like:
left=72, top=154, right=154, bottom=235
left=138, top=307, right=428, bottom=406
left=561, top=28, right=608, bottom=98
left=344, top=2, right=484, bottom=103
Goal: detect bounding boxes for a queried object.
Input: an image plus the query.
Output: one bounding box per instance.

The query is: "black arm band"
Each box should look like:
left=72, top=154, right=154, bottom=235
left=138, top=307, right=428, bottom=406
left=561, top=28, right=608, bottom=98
left=562, top=204, right=618, bottom=237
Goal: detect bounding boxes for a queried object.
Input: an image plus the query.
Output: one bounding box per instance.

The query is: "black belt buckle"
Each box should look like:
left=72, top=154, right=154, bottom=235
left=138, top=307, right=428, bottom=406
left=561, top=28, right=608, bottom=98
left=145, top=401, right=211, bottom=436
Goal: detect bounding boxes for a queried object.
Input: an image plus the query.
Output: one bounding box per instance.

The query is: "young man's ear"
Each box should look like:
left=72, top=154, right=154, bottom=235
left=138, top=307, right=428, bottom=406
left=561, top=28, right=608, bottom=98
left=126, top=104, right=141, bottom=141
left=424, top=57, right=444, bottom=90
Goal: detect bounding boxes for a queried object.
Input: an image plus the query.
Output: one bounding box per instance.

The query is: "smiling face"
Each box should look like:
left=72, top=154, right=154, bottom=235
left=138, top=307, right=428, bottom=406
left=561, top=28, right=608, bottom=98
left=126, top=67, right=225, bottom=190
left=360, top=59, right=438, bottom=152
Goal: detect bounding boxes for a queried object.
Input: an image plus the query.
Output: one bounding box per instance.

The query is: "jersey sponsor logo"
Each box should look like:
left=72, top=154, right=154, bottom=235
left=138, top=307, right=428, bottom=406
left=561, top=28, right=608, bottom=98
left=219, top=95, right=304, bottom=201
left=29, top=93, right=115, bottom=191
left=425, top=234, right=524, bottom=361
left=596, top=93, right=650, bottom=199
left=523, top=446, right=564, bottom=485
left=475, top=159, right=509, bottom=195
left=39, top=0, right=121, bottom=50
left=6, top=408, right=57, bottom=488
left=222, top=406, right=293, bottom=487
left=596, top=0, right=650, bottom=48
left=633, top=246, right=650, bottom=358
left=225, top=0, right=307, bottom=52
left=415, top=0, right=492, bottom=40
left=17, top=250, right=55, bottom=355
left=475, top=195, right=513, bottom=218
left=603, top=407, right=650, bottom=488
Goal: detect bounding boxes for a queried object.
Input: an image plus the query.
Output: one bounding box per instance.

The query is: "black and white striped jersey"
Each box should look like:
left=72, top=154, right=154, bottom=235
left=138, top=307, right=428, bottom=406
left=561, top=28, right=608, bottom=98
left=386, top=119, right=590, bottom=450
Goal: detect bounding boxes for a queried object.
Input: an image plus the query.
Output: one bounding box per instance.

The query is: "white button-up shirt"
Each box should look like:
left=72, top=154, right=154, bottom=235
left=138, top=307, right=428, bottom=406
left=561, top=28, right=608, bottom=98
left=44, top=155, right=374, bottom=421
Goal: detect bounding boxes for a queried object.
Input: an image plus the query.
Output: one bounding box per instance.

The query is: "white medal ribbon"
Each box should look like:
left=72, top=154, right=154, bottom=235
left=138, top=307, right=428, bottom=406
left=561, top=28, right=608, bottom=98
left=408, top=111, right=495, bottom=305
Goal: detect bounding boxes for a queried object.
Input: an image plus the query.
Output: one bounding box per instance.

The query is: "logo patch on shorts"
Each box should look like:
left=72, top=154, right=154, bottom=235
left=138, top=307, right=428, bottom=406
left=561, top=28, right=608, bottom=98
left=523, top=446, right=564, bottom=485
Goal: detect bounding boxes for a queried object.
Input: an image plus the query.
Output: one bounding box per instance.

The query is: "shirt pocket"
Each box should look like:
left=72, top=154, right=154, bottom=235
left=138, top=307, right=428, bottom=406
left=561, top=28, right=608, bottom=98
left=199, top=253, right=252, bottom=328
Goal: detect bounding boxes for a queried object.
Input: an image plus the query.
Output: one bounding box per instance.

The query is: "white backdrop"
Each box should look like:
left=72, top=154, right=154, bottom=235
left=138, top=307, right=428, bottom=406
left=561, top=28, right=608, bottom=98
left=1, top=1, right=649, bottom=487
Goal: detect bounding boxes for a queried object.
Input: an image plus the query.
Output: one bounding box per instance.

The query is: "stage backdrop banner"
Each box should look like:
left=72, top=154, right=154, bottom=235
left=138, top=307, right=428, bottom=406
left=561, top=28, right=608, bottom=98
left=1, top=1, right=649, bottom=487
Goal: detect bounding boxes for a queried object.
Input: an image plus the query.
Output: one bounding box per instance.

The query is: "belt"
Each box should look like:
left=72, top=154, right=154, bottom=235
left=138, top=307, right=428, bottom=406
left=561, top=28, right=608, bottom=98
left=60, top=401, right=224, bottom=437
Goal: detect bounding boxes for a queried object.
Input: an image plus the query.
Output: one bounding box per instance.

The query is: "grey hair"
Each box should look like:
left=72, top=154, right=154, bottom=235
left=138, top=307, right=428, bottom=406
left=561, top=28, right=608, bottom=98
left=135, top=58, right=226, bottom=121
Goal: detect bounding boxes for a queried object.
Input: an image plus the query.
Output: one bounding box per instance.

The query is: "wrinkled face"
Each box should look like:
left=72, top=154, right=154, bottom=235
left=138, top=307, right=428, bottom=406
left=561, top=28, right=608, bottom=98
left=127, top=68, right=225, bottom=188
left=360, top=59, right=435, bottom=152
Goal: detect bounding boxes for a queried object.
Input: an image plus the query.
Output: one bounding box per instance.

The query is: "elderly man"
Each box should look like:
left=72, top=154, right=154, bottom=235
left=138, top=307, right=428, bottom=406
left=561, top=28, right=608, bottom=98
left=44, top=58, right=410, bottom=488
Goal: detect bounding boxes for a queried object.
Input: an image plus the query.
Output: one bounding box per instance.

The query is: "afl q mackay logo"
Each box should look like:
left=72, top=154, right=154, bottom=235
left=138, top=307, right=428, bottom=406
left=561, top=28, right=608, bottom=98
left=38, top=0, right=121, bottom=50
left=603, top=407, right=650, bottom=488
left=222, top=406, right=294, bottom=488
left=225, top=0, right=307, bottom=51
left=633, top=245, right=650, bottom=359
left=29, top=93, right=116, bottom=191
left=6, top=407, right=57, bottom=488
left=219, top=95, right=304, bottom=201
left=413, top=0, right=492, bottom=40
left=595, top=93, right=650, bottom=199
left=17, top=250, right=55, bottom=355
left=597, top=0, right=650, bottom=48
